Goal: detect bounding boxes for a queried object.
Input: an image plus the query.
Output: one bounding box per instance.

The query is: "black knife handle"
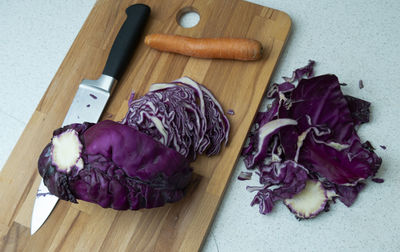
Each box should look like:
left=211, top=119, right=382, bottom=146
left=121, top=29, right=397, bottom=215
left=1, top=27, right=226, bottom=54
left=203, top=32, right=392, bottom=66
left=102, top=4, right=150, bottom=81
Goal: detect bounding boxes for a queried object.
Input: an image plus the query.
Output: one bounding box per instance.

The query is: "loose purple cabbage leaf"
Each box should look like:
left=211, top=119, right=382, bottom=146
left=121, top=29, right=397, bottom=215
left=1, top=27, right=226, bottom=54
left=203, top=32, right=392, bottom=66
left=282, top=60, right=315, bottom=83
left=278, top=74, right=381, bottom=185
left=247, top=160, right=308, bottom=214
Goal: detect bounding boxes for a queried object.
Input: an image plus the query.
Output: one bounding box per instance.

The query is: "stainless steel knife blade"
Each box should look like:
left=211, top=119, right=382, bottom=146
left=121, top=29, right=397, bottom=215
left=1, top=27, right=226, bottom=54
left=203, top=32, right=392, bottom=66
left=31, top=180, right=59, bottom=235
left=30, top=75, right=116, bottom=235
left=30, top=4, right=150, bottom=235
left=62, top=75, right=116, bottom=126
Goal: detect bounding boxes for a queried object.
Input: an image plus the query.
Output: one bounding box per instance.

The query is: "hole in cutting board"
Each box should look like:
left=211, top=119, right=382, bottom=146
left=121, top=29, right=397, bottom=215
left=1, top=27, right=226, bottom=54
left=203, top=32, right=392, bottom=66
left=177, top=7, right=200, bottom=28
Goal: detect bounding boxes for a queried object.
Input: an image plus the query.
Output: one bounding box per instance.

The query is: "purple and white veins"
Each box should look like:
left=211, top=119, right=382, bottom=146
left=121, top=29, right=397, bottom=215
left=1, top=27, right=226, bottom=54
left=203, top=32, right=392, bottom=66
left=239, top=60, right=383, bottom=219
left=122, top=76, right=230, bottom=161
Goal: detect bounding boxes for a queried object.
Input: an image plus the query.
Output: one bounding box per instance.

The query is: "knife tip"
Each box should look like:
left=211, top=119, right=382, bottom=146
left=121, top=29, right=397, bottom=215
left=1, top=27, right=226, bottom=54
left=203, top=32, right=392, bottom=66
left=30, top=225, right=39, bottom=236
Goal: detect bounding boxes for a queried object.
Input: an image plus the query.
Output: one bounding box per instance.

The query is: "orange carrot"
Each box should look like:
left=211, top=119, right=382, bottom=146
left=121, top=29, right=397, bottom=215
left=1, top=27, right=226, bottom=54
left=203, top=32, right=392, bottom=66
left=144, top=33, right=263, bottom=61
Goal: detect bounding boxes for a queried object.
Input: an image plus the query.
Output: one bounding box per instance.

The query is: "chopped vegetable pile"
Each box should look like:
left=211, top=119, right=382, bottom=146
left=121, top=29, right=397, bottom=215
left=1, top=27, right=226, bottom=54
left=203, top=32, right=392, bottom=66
left=240, top=61, right=383, bottom=219
left=38, top=77, right=230, bottom=210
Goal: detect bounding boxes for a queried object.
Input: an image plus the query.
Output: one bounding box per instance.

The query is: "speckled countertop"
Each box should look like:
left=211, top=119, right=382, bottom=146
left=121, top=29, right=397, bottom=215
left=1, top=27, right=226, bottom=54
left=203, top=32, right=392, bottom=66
left=1, top=1, right=399, bottom=251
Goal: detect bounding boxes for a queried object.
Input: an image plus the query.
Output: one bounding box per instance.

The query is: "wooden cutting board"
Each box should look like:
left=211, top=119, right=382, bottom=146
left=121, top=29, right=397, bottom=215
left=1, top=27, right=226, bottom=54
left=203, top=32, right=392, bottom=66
left=0, top=0, right=291, bottom=251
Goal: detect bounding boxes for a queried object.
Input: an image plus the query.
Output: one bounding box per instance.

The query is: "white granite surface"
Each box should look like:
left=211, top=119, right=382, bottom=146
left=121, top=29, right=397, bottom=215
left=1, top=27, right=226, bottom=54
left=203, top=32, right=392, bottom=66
left=1, top=1, right=399, bottom=251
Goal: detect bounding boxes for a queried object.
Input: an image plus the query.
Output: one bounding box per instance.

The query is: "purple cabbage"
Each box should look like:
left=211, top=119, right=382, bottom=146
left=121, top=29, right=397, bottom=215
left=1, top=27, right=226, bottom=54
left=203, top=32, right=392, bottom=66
left=38, top=77, right=230, bottom=211
left=241, top=61, right=382, bottom=217
left=247, top=160, right=308, bottom=214
left=38, top=120, right=192, bottom=210
left=344, top=95, right=371, bottom=126
left=282, top=60, right=315, bottom=83
left=284, top=180, right=332, bottom=219
left=278, top=75, right=380, bottom=185
left=238, top=171, right=252, bottom=181
left=122, top=77, right=230, bottom=161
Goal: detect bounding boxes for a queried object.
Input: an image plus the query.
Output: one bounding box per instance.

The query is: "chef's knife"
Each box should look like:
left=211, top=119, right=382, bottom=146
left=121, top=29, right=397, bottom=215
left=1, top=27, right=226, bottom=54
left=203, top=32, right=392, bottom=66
left=31, top=3, right=150, bottom=235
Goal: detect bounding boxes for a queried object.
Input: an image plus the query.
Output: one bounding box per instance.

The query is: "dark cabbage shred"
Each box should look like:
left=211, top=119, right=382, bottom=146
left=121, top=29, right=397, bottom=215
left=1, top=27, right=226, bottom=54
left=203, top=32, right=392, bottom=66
left=344, top=95, right=371, bottom=126
left=372, top=178, right=384, bottom=183
left=240, top=61, right=382, bottom=217
left=359, top=79, right=364, bottom=89
left=238, top=171, right=252, bottom=181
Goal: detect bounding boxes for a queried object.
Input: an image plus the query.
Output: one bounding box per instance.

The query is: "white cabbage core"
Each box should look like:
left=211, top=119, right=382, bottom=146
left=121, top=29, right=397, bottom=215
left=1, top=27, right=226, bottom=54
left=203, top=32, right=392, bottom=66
left=51, top=129, right=83, bottom=173
left=284, top=180, right=327, bottom=218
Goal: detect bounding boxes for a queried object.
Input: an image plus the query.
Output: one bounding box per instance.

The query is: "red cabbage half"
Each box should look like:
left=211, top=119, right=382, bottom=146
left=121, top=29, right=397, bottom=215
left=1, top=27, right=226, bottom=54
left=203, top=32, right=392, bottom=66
left=241, top=61, right=382, bottom=218
left=38, top=120, right=192, bottom=210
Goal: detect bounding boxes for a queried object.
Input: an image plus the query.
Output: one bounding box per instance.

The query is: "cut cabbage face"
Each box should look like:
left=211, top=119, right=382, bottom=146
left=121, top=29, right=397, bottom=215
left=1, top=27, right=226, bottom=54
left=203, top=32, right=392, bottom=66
left=51, top=129, right=83, bottom=173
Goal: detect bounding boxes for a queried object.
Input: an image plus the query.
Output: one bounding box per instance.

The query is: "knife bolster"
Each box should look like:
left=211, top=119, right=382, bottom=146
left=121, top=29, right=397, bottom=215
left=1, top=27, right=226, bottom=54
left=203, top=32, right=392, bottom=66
left=81, top=74, right=117, bottom=93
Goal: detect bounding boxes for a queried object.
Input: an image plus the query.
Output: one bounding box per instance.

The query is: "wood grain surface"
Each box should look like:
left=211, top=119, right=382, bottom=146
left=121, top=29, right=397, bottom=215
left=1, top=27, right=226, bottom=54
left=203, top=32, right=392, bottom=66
left=0, top=0, right=291, bottom=251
